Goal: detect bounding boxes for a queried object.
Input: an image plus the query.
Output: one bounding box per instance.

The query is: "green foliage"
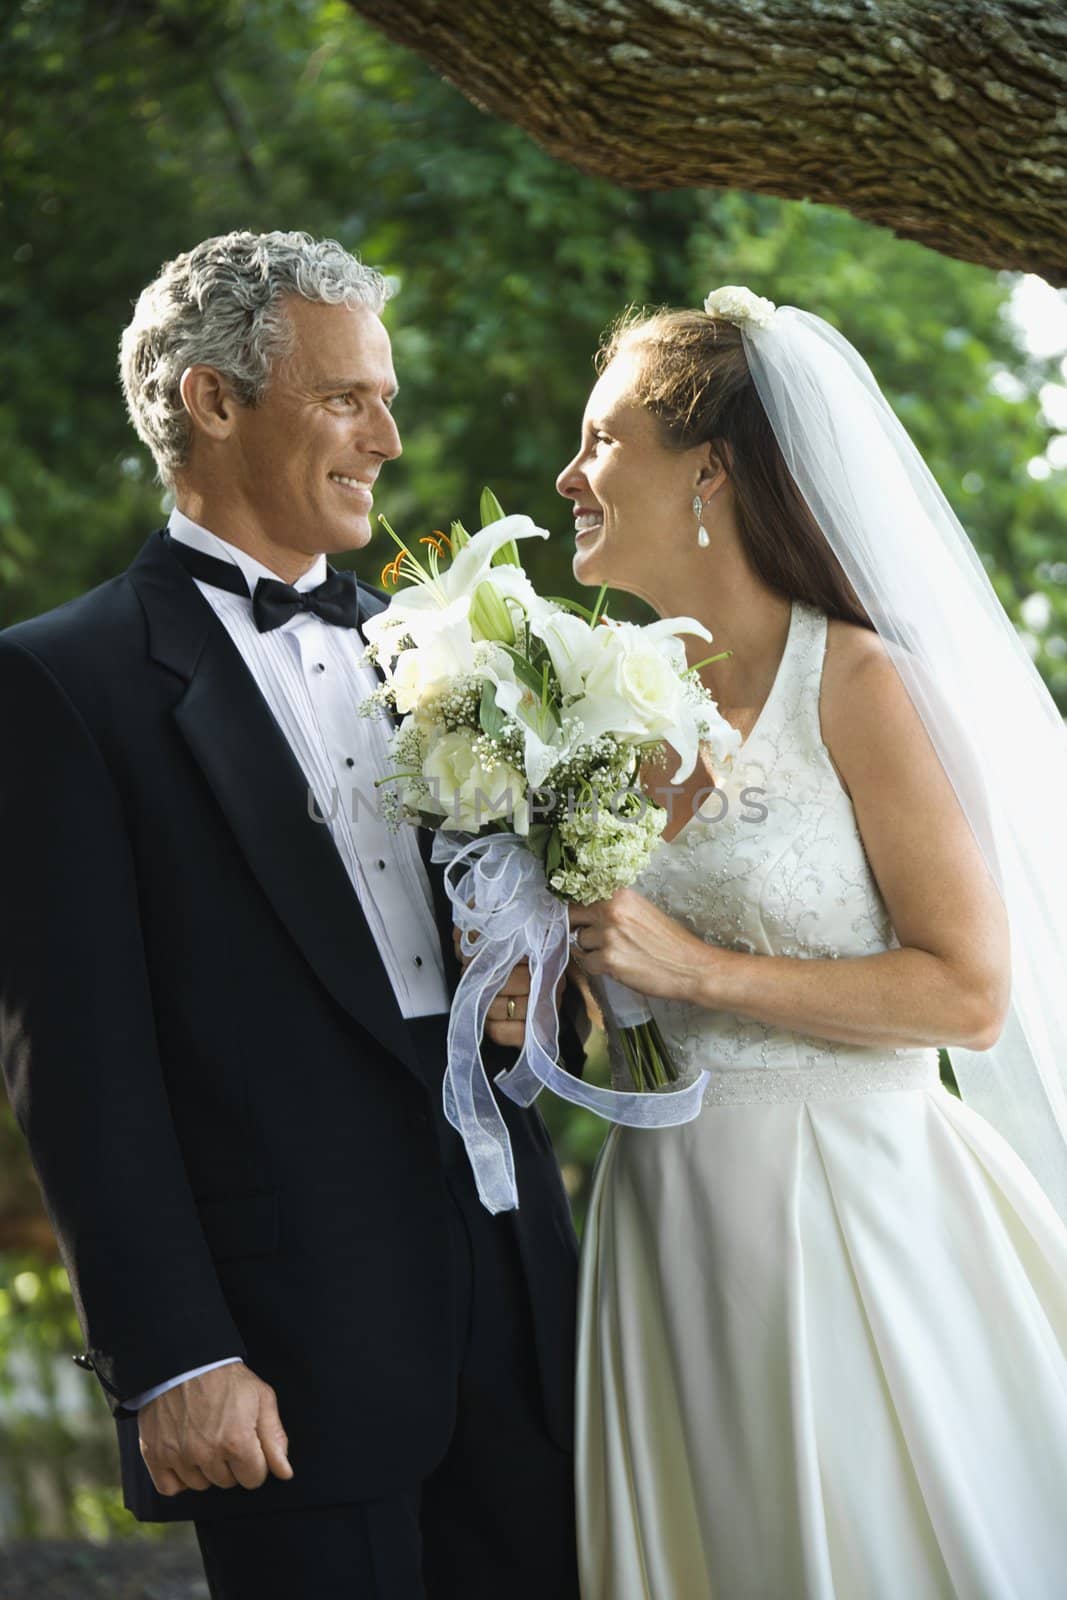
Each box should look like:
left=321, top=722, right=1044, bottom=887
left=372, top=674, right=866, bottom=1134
left=3, top=0, right=1066, bottom=651
left=0, top=0, right=1065, bottom=1536
left=0, top=1258, right=81, bottom=1399
left=0, top=1254, right=136, bottom=1540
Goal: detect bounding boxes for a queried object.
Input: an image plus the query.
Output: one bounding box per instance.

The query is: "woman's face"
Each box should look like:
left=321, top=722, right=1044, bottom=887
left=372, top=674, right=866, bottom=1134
left=556, top=352, right=712, bottom=597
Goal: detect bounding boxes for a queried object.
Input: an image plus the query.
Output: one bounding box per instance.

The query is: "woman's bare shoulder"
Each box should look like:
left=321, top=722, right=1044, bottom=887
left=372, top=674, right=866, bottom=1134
left=825, top=617, right=927, bottom=793
left=824, top=614, right=885, bottom=669
left=823, top=616, right=899, bottom=704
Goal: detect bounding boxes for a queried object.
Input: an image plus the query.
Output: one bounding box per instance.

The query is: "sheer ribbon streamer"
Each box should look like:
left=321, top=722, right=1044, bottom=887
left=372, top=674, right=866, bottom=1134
left=432, top=832, right=709, bottom=1212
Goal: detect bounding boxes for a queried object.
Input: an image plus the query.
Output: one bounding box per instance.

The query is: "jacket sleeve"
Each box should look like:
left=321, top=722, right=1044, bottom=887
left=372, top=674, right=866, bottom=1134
left=124, top=1356, right=244, bottom=1411
left=0, top=636, right=247, bottom=1412
left=557, top=962, right=592, bottom=1077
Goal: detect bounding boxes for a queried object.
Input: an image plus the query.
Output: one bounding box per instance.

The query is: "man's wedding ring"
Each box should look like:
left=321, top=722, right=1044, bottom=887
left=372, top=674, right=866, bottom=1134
left=506, top=997, right=517, bottom=1020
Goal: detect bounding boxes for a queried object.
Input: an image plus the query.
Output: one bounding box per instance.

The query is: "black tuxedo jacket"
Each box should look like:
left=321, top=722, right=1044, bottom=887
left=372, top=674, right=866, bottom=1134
left=0, top=528, right=581, bottom=1520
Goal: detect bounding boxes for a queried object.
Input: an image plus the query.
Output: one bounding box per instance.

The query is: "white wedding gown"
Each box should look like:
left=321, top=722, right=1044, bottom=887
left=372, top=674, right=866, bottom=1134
left=576, top=599, right=1067, bottom=1599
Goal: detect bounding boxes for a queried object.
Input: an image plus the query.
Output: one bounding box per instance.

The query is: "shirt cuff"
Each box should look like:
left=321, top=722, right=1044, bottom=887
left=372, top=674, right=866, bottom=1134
left=124, top=1356, right=243, bottom=1411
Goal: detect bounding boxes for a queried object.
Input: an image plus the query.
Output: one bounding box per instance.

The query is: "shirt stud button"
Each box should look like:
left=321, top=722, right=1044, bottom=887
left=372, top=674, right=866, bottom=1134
left=377, top=860, right=386, bottom=871
left=314, top=662, right=326, bottom=673
left=345, top=757, right=355, bottom=768
left=414, top=955, right=423, bottom=968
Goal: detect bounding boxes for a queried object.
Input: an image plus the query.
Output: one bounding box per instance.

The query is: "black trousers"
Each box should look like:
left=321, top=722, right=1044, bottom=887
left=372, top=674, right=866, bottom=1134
left=194, top=1161, right=579, bottom=1600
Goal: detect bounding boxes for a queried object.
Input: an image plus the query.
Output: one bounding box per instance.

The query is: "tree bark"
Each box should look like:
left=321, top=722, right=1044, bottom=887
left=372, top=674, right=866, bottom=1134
left=345, top=0, right=1067, bottom=283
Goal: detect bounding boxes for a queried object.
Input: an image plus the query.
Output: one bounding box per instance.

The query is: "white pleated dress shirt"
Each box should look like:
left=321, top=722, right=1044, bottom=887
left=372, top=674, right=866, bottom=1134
left=126, top=510, right=449, bottom=1410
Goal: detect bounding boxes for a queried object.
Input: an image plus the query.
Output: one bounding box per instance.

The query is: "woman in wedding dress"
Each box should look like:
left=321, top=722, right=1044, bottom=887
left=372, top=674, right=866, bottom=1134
left=558, top=289, right=1067, bottom=1599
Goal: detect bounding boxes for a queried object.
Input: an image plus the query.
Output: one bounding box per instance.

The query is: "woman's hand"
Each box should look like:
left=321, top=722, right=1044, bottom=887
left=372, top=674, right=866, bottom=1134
left=568, top=888, right=716, bottom=1003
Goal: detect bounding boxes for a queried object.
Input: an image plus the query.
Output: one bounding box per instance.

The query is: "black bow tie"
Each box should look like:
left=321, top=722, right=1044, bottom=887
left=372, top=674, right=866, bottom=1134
left=251, top=571, right=361, bottom=633
left=164, top=531, right=362, bottom=633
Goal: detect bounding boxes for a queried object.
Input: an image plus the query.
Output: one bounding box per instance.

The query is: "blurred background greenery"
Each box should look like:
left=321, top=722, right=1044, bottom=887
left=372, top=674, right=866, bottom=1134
left=2, top=0, right=1067, bottom=1551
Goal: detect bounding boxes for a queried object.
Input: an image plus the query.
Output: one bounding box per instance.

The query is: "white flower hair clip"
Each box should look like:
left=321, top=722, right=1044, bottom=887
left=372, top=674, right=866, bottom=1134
left=702, top=285, right=776, bottom=329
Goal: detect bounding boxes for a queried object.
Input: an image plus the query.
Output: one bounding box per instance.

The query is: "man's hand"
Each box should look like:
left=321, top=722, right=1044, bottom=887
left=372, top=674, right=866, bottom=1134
left=454, top=924, right=534, bottom=1048
left=138, top=1360, right=293, bottom=1496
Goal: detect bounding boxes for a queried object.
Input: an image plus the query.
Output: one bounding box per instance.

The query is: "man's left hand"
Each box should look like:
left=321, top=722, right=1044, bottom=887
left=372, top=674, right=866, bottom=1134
left=453, top=926, right=563, bottom=1049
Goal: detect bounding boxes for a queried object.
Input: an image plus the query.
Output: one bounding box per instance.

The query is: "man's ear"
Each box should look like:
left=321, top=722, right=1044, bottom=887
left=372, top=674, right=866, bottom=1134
left=179, top=365, right=239, bottom=443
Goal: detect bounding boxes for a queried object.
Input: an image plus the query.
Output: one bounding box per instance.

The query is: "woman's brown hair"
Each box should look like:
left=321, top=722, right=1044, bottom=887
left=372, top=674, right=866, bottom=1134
left=598, top=309, right=874, bottom=631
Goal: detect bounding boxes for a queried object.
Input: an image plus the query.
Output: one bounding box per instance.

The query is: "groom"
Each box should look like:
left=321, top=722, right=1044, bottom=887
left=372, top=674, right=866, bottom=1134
left=0, top=230, right=582, bottom=1598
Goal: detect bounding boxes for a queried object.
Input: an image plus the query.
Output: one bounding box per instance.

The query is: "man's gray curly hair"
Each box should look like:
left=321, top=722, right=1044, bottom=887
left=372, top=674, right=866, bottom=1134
left=119, top=230, right=392, bottom=487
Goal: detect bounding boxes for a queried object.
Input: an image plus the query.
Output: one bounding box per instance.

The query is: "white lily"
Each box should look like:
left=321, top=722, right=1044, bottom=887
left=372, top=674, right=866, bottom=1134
left=383, top=516, right=549, bottom=619
left=387, top=607, right=481, bottom=714
left=482, top=561, right=560, bottom=637
left=639, top=615, right=714, bottom=649
left=482, top=653, right=576, bottom=788
left=364, top=587, right=465, bottom=644
left=530, top=610, right=600, bottom=699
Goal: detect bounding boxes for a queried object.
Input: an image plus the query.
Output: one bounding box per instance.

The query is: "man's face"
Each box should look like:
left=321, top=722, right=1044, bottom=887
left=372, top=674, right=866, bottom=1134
left=223, top=296, right=401, bottom=558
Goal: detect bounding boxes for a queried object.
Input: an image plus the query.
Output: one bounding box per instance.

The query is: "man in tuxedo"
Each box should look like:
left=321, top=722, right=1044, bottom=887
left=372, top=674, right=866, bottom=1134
left=0, top=230, right=583, bottom=1598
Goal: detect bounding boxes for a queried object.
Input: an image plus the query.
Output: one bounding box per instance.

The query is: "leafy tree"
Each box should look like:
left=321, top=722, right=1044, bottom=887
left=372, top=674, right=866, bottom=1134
left=3, top=1, right=1065, bottom=641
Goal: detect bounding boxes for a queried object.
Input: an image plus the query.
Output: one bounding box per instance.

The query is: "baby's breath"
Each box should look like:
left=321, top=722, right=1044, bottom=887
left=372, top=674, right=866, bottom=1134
left=359, top=684, right=395, bottom=719
left=428, top=678, right=482, bottom=732
left=470, top=730, right=515, bottom=771
left=493, top=720, right=528, bottom=769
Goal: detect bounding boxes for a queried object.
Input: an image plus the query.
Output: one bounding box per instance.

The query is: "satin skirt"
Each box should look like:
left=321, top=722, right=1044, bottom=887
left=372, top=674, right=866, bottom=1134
left=575, top=1081, right=1067, bottom=1599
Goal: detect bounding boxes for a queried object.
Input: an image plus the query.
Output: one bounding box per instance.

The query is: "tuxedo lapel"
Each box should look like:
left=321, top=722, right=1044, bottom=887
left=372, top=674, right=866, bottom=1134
left=418, top=824, right=461, bottom=994
left=127, top=530, right=422, bottom=1076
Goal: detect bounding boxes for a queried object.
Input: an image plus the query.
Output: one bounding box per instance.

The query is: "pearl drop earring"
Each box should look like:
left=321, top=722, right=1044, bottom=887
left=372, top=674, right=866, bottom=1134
left=694, top=494, right=710, bottom=549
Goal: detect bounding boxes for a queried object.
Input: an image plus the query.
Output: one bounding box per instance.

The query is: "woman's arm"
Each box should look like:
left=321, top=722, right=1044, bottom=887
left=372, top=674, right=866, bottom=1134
left=570, top=631, right=1011, bottom=1052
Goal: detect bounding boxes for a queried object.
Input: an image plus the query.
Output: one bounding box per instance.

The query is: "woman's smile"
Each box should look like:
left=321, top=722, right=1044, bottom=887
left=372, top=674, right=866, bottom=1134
left=573, top=507, right=604, bottom=544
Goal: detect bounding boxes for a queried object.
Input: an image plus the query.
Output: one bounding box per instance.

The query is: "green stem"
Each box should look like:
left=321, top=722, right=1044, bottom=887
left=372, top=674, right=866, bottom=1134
left=690, top=648, right=733, bottom=672
left=619, top=1016, right=680, bottom=1090
left=545, top=594, right=597, bottom=620
left=589, top=584, right=609, bottom=627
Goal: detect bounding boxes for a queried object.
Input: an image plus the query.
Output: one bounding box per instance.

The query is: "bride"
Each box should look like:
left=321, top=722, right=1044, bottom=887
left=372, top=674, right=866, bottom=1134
left=558, top=288, right=1067, bottom=1599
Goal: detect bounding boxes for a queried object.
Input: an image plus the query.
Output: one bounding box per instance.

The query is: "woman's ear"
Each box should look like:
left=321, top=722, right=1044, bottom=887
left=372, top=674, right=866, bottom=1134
left=698, top=440, right=732, bottom=498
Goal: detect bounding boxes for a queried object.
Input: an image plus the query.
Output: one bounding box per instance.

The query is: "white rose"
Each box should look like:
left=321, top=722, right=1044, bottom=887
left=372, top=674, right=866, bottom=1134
left=421, top=730, right=528, bottom=835
left=703, top=285, right=776, bottom=329
left=567, top=617, right=713, bottom=782
left=582, top=629, right=684, bottom=737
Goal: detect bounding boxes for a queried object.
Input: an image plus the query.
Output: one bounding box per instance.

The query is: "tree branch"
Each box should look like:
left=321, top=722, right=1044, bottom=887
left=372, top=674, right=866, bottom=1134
left=345, top=0, right=1067, bottom=282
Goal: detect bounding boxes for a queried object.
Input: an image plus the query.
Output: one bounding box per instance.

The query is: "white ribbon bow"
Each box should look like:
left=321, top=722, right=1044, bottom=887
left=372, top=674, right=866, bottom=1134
left=432, top=832, right=709, bottom=1213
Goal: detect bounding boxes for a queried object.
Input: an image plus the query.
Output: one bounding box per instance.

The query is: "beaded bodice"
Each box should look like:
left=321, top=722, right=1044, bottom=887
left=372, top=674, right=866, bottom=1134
left=636, top=599, right=938, bottom=1084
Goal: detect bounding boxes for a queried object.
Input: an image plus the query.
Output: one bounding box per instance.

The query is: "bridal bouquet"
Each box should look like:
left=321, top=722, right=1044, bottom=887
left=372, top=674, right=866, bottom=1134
left=361, top=492, right=740, bottom=1211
